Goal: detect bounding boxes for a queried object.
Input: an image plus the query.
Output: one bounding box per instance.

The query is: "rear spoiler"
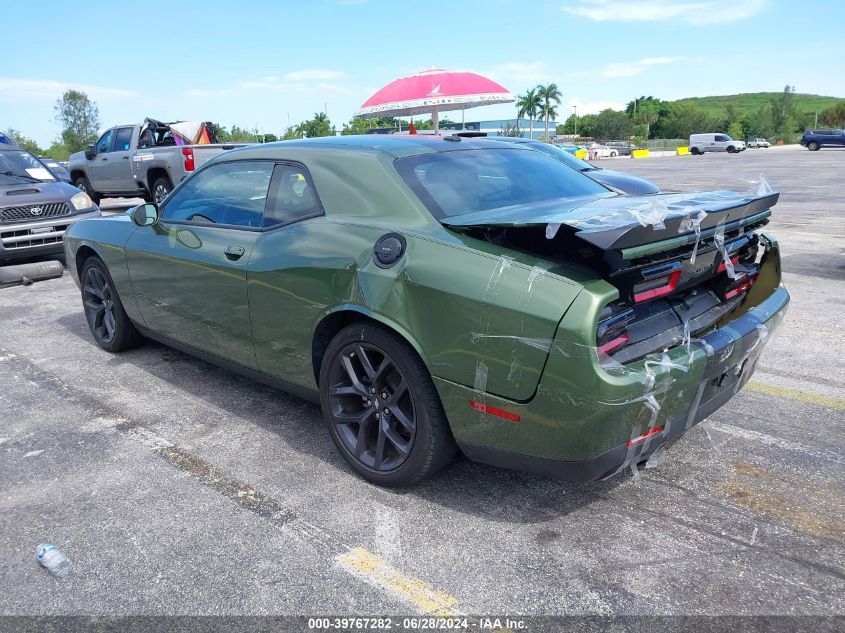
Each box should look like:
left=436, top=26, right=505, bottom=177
left=441, top=190, right=779, bottom=259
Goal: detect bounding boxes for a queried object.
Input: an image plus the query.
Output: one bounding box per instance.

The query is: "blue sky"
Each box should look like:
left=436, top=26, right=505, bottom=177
left=2, top=0, right=843, bottom=145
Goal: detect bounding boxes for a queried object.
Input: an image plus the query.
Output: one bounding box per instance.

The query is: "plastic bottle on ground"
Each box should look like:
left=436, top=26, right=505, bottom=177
left=36, top=544, right=71, bottom=577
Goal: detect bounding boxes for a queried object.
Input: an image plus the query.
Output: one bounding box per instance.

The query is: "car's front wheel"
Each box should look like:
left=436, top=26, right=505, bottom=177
left=807, top=141, right=820, bottom=151
left=80, top=256, right=142, bottom=353
left=319, top=323, right=456, bottom=487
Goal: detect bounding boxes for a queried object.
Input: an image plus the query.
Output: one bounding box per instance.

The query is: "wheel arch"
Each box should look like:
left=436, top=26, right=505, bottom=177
left=147, top=167, right=172, bottom=190
left=311, top=306, right=429, bottom=387
left=75, top=243, right=102, bottom=276
left=70, top=169, right=87, bottom=184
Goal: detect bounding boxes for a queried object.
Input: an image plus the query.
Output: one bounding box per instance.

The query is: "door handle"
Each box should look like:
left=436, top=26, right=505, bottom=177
left=224, top=245, right=245, bottom=260
left=122, top=156, right=129, bottom=160
left=101, top=157, right=108, bottom=161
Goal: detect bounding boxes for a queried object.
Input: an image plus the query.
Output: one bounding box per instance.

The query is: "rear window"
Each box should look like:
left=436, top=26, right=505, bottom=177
left=394, top=148, right=607, bottom=220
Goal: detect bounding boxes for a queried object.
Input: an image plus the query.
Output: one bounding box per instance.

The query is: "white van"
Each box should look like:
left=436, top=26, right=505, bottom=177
left=689, top=133, right=746, bottom=155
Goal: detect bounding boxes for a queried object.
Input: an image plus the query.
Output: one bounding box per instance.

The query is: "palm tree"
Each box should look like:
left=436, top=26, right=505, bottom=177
left=636, top=101, right=659, bottom=139
left=516, top=89, right=542, bottom=139
left=537, top=83, right=562, bottom=140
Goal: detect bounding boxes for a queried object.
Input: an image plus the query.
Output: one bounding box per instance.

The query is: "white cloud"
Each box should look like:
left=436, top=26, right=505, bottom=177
left=0, top=78, right=137, bottom=102
left=562, top=0, right=767, bottom=25
left=601, top=56, right=689, bottom=78
left=482, top=62, right=553, bottom=86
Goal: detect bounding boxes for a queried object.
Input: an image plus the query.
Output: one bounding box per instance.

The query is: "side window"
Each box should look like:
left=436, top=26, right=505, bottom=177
left=263, top=164, right=323, bottom=228
left=715, top=135, right=729, bottom=142
left=160, top=161, right=274, bottom=228
left=95, top=130, right=114, bottom=154
left=114, top=127, right=133, bottom=152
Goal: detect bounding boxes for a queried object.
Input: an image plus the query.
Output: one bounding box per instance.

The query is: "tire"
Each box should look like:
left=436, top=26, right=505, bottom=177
left=726, top=146, right=737, bottom=153
left=80, top=256, right=143, bottom=353
left=319, top=323, right=457, bottom=487
left=690, top=147, right=701, bottom=155
left=807, top=141, right=820, bottom=151
left=73, top=175, right=101, bottom=205
left=151, top=176, right=173, bottom=203
left=610, top=151, right=617, bottom=157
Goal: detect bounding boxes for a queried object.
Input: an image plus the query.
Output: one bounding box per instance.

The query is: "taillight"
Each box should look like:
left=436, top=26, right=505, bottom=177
left=633, top=261, right=682, bottom=303
left=182, top=148, right=195, bottom=171
left=597, top=305, right=635, bottom=355
left=724, top=274, right=757, bottom=299
left=716, top=256, right=739, bottom=273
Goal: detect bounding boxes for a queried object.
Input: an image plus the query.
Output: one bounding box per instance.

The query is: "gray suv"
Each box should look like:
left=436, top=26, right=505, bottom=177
left=1, top=144, right=99, bottom=262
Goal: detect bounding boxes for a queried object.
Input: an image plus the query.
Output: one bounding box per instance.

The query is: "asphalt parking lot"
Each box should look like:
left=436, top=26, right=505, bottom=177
left=1, top=145, right=843, bottom=624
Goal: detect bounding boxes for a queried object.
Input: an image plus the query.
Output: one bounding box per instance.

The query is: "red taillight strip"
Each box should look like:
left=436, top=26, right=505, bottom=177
left=725, top=274, right=757, bottom=299
left=717, top=256, right=740, bottom=273
left=469, top=400, right=521, bottom=423
left=626, top=426, right=665, bottom=447
left=634, top=269, right=682, bottom=303
left=597, top=332, right=630, bottom=355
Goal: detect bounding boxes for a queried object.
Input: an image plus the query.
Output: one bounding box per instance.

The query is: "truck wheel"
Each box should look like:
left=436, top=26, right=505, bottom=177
left=690, top=147, right=700, bottom=155
left=151, top=177, right=173, bottom=203
left=73, top=175, right=101, bottom=205
left=807, top=141, right=820, bottom=151
left=726, top=146, right=737, bottom=153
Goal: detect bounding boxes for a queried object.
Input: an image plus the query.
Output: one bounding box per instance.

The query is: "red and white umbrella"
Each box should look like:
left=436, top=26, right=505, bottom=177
left=354, top=68, right=514, bottom=133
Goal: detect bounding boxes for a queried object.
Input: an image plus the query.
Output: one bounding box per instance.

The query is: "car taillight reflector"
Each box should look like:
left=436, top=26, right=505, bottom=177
left=469, top=400, right=521, bottom=423
left=633, top=268, right=682, bottom=303
left=626, top=426, right=665, bottom=447
left=598, top=333, right=630, bottom=355
left=717, top=256, right=740, bottom=273
left=182, top=148, right=195, bottom=172
left=724, top=274, right=757, bottom=299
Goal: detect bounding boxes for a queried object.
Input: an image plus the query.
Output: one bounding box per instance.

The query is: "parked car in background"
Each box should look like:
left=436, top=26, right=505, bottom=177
left=554, top=143, right=590, bottom=160
left=800, top=129, right=845, bottom=151
left=604, top=141, right=637, bottom=156
left=485, top=136, right=660, bottom=194
left=68, top=119, right=248, bottom=205
left=1, top=143, right=99, bottom=263
left=38, top=157, right=73, bottom=183
left=587, top=143, right=615, bottom=158
left=689, top=133, right=746, bottom=154
left=747, top=138, right=770, bottom=148
left=64, top=136, right=786, bottom=486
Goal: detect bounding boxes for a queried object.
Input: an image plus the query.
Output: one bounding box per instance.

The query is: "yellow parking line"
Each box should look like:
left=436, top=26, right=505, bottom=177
left=745, top=381, right=845, bottom=410
left=338, top=547, right=460, bottom=616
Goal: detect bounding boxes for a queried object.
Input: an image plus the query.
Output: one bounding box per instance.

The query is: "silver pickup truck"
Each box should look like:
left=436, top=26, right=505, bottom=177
left=68, top=120, right=247, bottom=204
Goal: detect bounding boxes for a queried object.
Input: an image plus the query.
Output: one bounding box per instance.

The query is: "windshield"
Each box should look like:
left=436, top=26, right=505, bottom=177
left=533, top=143, right=596, bottom=171
left=0, top=150, right=56, bottom=185
left=395, top=148, right=608, bottom=220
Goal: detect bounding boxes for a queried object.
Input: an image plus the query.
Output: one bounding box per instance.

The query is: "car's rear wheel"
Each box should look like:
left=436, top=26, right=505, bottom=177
left=151, top=176, right=173, bottom=203
left=319, top=323, right=456, bottom=487
left=690, top=147, right=700, bottom=155
left=807, top=141, right=820, bottom=151
left=610, top=151, right=617, bottom=157
left=80, top=257, right=142, bottom=353
left=73, top=175, right=101, bottom=205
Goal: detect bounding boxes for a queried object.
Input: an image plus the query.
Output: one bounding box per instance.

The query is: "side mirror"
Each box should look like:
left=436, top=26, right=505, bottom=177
left=131, top=203, right=159, bottom=226
left=84, top=144, right=96, bottom=160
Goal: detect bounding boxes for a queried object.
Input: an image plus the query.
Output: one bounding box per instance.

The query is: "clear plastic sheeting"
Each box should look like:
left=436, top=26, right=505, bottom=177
left=677, top=210, right=707, bottom=264
left=629, top=198, right=669, bottom=230
left=713, top=223, right=738, bottom=280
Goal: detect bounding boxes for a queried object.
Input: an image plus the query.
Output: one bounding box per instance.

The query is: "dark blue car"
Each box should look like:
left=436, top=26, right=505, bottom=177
left=484, top=136, right=660, bottom=195
left=801, top=128, right=845, bottom=150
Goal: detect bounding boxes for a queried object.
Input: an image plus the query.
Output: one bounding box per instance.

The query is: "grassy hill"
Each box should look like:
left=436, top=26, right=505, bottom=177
left=671, top=92, right=842, bottom=117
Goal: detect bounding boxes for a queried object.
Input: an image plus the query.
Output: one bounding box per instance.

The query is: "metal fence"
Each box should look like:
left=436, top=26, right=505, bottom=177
left=645, top=138, right=687, bottom=150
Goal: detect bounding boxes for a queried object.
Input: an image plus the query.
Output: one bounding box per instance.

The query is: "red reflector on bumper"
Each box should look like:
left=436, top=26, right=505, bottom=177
left=626, top=425, right=665, bottom=447
left=597, top=332, right=630, bottom=355
left=634, top=269, right=682, bottom=303
left=469, top=400, right=521, bottom=423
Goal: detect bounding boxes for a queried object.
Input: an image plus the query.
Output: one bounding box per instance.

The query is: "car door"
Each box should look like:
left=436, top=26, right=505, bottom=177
left=100, top=126, right=135, bottom=191
left=125, top=160, right=275, bottom=369
left=88, top=129, right=115, bottom=190
left=245, top=162, right=330, bottom=387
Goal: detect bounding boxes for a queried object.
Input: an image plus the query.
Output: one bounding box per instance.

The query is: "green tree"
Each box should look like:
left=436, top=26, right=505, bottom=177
left=537, top=83, right=562, bottom=140
left=516, top=89, right=542, bottom=139
left=635, top=101, right=660, bottom=139
left=589, top=109, right=634, bottom=140
left=820, top=100, right=845, bottom=127
left=54, top=89, right=100, bottom=153
left=3, top=129, right=44, bottom=155
left=727, top=120, right=744, bottom=140
left=498, top=123, right=523, bottom=137
left=341, top=118, right=373, bottom=135
left=301, top=112, right=335, bottom=138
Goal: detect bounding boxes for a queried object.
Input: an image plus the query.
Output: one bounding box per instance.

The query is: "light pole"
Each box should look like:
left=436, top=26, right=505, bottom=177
left=573, top=105, right=577, bottom=137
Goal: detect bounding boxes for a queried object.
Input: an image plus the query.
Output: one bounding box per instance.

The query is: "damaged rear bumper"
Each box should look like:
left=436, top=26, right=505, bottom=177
left=436, top=282, right=789, bottom=482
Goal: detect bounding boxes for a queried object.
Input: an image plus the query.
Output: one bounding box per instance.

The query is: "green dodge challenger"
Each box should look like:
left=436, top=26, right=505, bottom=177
left=64, top=136, right=788, bottom=486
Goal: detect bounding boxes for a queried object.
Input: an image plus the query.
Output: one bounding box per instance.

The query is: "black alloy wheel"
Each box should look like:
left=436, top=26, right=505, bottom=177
left=327, top=341, right=416, bottom=471
left=320, top=323, right=456, bottom=486
left=80, top=257, right=142, bottom=352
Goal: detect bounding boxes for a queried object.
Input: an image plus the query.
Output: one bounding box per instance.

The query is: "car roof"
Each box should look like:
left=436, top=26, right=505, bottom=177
left=220, top=134, right=534, bottom=160
left=0, top=143, right=23, bottom=152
